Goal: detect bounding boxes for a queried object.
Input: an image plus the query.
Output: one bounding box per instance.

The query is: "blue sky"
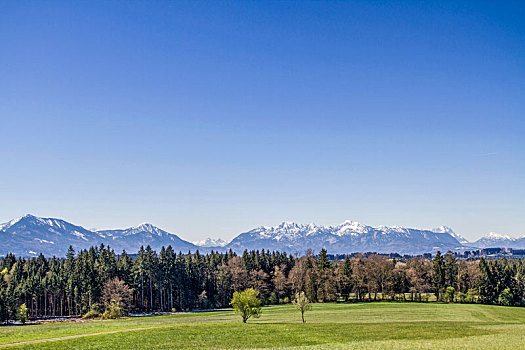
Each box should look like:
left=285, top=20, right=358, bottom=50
left=1, top=1, right=524, bottom=241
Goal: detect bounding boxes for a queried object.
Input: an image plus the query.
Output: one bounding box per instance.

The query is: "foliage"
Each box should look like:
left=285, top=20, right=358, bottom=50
left=230, top=288, right=262, bottom=323
left=433, top=251, right=445, bottom=300
left=478, top=257, right=523, bottom=306
left=457, top=292, right=467, bottom=303
left=102, top=302, right=123, bottom=319
left=17, top=303, right=28, bottom=324
left=268, top=292, right=278, bottom=305
left=82, top=309, right=101, bottom=319
left=498, top=288, right=513, bottom=306
left=467, top=289, right=478, bottom=303
left=0, top=246, right=523, bottom=323
left=444, top=287, right=455, bottom=303
left=292, top=291, right=312, bottom=323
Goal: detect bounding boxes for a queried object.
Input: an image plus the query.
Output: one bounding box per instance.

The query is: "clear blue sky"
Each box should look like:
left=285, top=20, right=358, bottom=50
left=1, top=1, right=524, bottom=241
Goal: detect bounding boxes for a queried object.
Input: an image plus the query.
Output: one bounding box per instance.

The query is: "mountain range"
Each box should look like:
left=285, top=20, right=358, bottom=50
left=0, top=215, right=197, bottom=257
left=0, top=214, right=523, bottom=257
left=226, top=221, right=464, bottom=255
left=469, top=232, right=525, bottom=249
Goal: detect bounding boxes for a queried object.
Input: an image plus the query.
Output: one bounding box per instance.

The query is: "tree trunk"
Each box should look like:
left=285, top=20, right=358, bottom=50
left=170, top=282, right=173, bottom=310
left=141, top=275, right=144, bottom=311
left=149, top=278, right=153, bottom=311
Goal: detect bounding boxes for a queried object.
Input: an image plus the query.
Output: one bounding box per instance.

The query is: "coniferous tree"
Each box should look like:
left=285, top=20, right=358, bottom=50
left=433, top=251, right=445, bottom=301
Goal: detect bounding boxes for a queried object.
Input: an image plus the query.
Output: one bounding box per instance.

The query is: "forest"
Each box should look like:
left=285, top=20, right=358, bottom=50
left=0, top=245, right=523, bottom=322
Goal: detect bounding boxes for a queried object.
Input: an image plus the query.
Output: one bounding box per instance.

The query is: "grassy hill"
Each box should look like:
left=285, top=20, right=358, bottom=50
left=1, top=303, right=524, bottom=349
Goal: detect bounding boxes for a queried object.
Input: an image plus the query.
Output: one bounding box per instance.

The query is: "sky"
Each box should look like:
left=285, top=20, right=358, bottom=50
left=1, top=1, right=524, bottom=242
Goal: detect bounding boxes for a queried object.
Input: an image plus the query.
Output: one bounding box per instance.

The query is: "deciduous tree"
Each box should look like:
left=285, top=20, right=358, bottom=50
left=292, top=291, right=311, bottom=323
left=230, top=288, right=262, bottom=323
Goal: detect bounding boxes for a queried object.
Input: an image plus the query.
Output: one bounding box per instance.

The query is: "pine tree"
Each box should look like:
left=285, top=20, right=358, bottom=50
left=433, top=251, right=445, bottom=300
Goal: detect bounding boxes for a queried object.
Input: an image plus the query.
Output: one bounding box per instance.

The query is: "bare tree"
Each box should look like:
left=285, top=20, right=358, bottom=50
left=272, top=264, right=290, bottom=300
left=249, top=269, right=270, bottom=300
left=102, top=277, right=132, bottom=316
left=289, top=257, right=307, bottom=294
left=228, top=256, right=248, bottom=292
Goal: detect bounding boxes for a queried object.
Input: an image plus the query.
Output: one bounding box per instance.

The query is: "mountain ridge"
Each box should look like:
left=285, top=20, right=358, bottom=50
left=0, top=214, right=197, bottom=257
left=471, top=231, right=525, bottom=249
left=225, top=220, right=464, bottom=255
left=1, top=214, right=524, bottom=257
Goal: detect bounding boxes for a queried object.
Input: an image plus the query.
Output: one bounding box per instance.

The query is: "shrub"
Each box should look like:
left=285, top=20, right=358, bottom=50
left=268, top=292, right=279, bottom=305
left=498, top=288, right=513, bottom=306
left=83, top=310, right=101, bottom=319
left=102, top=302, right=123, bottom=319
left=467, top=289, right=477, bottom=303
left=444, top=287, right=455, bottom=303
left=17, top=303, right=28, bottom=325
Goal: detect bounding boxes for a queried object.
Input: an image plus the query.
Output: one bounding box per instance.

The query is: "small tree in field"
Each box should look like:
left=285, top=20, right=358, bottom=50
left=18, top=303, right=28, bottom=325
left=230, top=288, right=262, bottom=323
left=293, top=291, right=311, bottom=323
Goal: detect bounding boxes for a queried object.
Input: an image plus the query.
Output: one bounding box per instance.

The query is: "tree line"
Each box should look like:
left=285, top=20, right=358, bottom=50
left=0, top=245, right=523, bottom=323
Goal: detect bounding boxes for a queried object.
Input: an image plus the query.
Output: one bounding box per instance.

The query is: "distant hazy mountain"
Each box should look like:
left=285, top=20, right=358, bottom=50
left=0, top=215, right=197, bottom=257
left=193, top=237, right=229, bottom=247
left=225, top=220, right=463, bottom=255
left=471, top=232, right=525, bottom=249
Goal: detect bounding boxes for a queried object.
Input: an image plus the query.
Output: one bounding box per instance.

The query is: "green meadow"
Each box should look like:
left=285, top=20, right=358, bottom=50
left=0, top=303, right=524, bottom=349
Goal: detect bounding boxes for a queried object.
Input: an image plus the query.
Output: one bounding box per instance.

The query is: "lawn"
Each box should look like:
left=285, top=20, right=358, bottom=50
left=0, top=303, right=524, bottom=349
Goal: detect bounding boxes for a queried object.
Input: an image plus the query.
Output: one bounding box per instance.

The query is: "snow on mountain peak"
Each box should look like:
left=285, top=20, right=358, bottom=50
left=0, top=214, right=68, bottom=231
left=432, top=226, right=468, bottom=244
left=471, top=231, right=525, bottom=248
left=193, top=238, right=229, bottom=247
left=226, top=219, right=466, bottom=255
left=128, top=223, right=171, bottom=236
left=484, top=232, right=512, bottom=240
left=134, top=222, right=155, bottom=230
left=277, top=221, right=302, bottom=230
left=432, top=226, right=454, bottom=234
left=334, top=220, right=369, bottom=235
left=0, top=216, right=25, bottom=230
left=247, top=220, right=465, bottom=240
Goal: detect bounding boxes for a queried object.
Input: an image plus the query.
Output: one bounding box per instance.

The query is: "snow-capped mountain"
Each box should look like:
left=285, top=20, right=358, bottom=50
left=4, top=215, right=521, bottom=257
left=0, top=215, right=197, bottom=256
left=193, top=237, right=229, bottom=247
left=97, top=223, right=198, bottom=253
left=432, top=226, right=469, bottom=244
left=0, top=214, right=102, bottom=257
left=471, top=232, right=525, bottom=249
left=225, top=220, right=463, bottom=255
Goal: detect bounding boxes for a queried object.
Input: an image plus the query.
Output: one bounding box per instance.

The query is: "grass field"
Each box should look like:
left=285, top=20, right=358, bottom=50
left=0, top=303, right=524, bottom=349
